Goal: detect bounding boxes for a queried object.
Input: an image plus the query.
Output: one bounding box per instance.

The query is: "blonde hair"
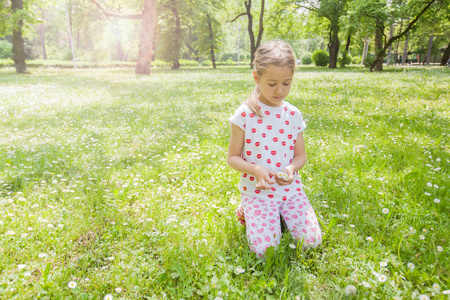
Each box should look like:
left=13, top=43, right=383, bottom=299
left=247, top=40, right=296, bottom=117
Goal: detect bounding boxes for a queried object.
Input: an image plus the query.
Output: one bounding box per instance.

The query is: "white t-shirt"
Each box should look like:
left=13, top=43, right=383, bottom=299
left=229, top=100, right=307, bottom=200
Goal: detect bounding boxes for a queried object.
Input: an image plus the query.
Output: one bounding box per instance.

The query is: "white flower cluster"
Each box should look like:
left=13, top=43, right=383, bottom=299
left=277, top=171, right=288, bottom=181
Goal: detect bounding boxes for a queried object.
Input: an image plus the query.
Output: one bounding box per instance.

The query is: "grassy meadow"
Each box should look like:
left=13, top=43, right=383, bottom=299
left=0, top=65, right=449, bottom=299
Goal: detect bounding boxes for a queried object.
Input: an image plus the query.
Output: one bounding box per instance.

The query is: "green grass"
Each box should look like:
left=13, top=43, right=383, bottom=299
left=0, top=65, right=449, bottom=299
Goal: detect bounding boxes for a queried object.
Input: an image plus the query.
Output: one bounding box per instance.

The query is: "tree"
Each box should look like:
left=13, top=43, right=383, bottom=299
left=91, top=0, right=157, bottom=75
left=191, top=1, right=223, bottom=68
left=11, top=0, right=27, bottom=73
left=157, top=0, right=184, bottom=69
left=229, top=0, right=265, bottom=66
left=368, top=0, right=439, bottom=71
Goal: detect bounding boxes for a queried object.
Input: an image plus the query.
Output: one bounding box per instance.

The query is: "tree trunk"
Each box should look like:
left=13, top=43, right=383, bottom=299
left=11, top=0, right=27, bottom=73
left=374, top=19, right=384, bottom=71
left=245, top=1, right=255, bottom=66
left=440, top=40, right=450, bottom=66
left=361, top=38, right=369, bottom=65
left=245, top=0, right=264, bottom=67
left=426, top=35, right=433, bottom=65
left=65, top=3, right=77, bottom=67
left=402, top=34, right=409, bottom=65
left=386, top=24, right=393, bottom=66
left=135, top=0, right=157, bottom=75
left=206, top=14, right=216, bottom=69
left=39, top=8, right=47, bottom=60
left=328, top=23, right=339, bottom=68
left=170, top=0, right=181, bottom=70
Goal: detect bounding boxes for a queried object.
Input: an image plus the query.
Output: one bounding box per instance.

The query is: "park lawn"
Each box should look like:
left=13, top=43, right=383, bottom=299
left=0, top=65, right=449, bottom=299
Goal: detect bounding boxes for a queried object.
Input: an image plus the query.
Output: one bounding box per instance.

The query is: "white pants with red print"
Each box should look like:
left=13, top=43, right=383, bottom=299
left=242, top=191, right=322, bottom=257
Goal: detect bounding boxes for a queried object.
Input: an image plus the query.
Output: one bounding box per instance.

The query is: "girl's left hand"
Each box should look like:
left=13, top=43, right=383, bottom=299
left=275, top=166, right=294, bottom=186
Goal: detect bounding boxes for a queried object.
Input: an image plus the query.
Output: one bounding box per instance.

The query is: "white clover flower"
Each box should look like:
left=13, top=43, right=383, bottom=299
left=104, top=294, right=113, bottom=300
left=407, top=262, right=415, bottom=270
left=382, top=208, right=389, bottom=214
left=68, top=281, right=77, bottom=288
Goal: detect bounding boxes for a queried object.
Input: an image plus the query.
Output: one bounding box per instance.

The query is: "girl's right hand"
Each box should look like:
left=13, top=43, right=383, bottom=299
left=254, top=165, right=277, bottom=190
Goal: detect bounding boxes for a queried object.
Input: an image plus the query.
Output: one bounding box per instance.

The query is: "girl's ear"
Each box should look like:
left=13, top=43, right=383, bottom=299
left=252, top=70, right=260, bottom=84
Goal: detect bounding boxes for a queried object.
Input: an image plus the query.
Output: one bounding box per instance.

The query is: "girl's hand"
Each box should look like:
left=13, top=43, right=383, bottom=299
left=275, top=166, right=295, bottom=186
left=254, top=165, right=277, bottom=190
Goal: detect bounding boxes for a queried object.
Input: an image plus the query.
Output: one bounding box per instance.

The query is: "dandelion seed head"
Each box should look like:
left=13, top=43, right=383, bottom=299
left=344, top=285, right=357, bottom=296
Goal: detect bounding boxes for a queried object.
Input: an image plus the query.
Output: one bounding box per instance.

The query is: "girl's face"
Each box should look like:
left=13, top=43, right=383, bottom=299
left=253, top=65, right=293, bottom=107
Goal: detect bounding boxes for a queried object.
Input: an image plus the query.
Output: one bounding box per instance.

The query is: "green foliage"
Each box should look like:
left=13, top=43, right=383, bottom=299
left=312, top=49, right=329, bottom=67
left=0, top=39, right=12, bottom=59
left=364, top=55, right=375, bottom=68
left=338, top=51, right=352, bottom=67
left=352, top=56, right=362, bottom=64
left=301, top=52, right=312, bottom=65
left=179, top=59, right=198, bottom=67
left=199, top=59, right=212, bottom=66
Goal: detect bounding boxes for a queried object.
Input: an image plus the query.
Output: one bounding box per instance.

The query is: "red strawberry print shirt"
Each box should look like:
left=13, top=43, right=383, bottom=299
left=229, top=100, right=307, bottom=200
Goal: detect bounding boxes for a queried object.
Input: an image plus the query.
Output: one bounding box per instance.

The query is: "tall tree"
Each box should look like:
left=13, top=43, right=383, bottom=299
left=294, top=0, right=348, bottom=69
left=229, top=0, right=265, bottom=66
left=368, top=0, right=439, bottom=71
left=157, top=0, right=184, bottom=69
left=191, top=0, right=223, bottom=68
left=11, top=0, right=27, bottom=73
left=91, top=0, right=157, bottom=75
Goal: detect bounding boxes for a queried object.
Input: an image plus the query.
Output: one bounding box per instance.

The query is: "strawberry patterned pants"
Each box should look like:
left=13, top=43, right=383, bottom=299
left=242, top=191, right=322, bottom=257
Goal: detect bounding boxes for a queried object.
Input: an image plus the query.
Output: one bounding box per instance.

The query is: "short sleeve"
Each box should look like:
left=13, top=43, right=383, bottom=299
left=228, top=105, right=247, bottom=131
left=296, top=111, right=307, bottom=134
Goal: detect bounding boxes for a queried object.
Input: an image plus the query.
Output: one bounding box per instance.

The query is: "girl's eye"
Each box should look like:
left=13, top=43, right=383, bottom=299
left=268, top=84, right=276, bottom=87
left=283, top=82, right=291, bottom=86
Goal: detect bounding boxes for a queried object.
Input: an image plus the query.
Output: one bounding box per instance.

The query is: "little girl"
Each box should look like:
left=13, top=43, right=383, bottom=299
left=227, top=40, right=322, bottom=257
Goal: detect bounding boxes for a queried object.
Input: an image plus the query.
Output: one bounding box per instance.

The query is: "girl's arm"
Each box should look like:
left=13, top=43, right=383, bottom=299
left=276, top=132, right=307, bottom=186
left=227, top=124, right=277, bottom=190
